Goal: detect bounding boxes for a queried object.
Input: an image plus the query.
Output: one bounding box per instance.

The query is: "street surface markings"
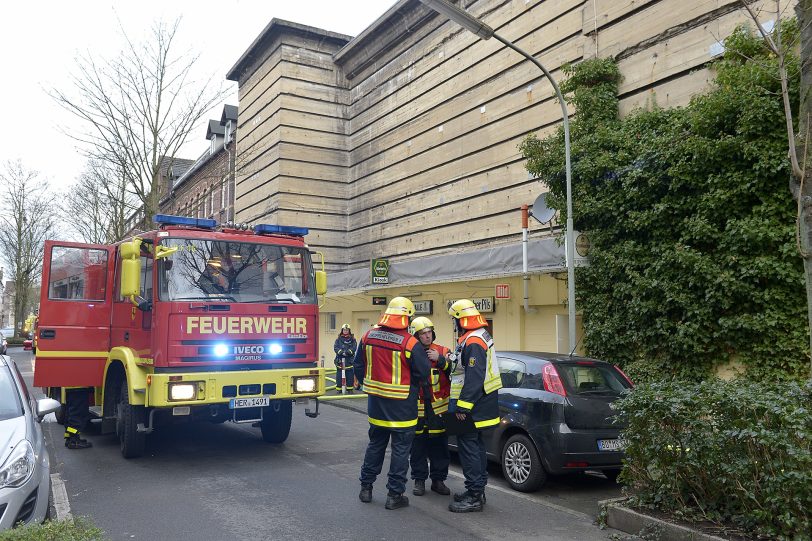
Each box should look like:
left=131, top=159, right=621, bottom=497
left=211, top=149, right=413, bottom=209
left=51, top=473, right=72, bottom=520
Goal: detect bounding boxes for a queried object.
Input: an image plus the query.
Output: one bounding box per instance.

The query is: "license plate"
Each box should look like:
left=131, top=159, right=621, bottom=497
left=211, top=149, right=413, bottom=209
left=597, top=438, right=625, bottom=451
left=229, top=397, right=270, bottom=409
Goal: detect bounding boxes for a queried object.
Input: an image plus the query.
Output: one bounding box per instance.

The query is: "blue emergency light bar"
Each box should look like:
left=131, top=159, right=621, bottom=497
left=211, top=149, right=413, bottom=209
left=253, top=224, right=309, bottom=236
left=154, top=214, right=217, bottom=229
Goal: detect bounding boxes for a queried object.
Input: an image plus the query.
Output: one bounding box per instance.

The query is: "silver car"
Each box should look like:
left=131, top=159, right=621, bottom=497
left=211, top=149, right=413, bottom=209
left=0, top=356, right=60, bottom=530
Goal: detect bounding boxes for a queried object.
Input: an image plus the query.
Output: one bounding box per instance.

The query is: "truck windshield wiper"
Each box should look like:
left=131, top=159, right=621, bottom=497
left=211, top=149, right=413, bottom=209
left=174, top=295, right=237, bottom=302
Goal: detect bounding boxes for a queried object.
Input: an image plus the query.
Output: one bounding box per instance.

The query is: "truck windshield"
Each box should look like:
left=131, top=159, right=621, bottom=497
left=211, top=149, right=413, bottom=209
left=158, top=238, right=317, bottom=304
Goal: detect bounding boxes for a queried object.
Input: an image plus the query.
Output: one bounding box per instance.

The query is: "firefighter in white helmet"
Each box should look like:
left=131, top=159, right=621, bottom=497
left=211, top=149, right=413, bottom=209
left=408, top=316, right=452, bottom=497
left=446, top=299, right=501, bottom=512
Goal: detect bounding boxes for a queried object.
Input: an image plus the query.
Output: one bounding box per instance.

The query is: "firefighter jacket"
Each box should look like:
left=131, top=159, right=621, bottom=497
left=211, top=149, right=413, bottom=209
left=333, top=335, right=357, bottom=368
left=353, top=326, right=430, bottom=429
left=416, top=343, right=451, bottom=436
left=449, top=328, right=502, bottom=430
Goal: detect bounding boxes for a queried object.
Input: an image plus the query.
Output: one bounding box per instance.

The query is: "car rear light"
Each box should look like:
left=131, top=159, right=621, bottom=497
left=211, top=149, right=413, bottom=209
left=575, top=361, right=595, bottom=365
left=565, top=461, right=589, bottom=468
left=542, top=364, right=567, bottom=396
left=613, top=365, right=634, bottom=387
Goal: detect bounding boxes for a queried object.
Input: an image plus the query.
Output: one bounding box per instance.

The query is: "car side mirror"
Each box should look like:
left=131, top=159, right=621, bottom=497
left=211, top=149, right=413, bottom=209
left=35, top=397, right=61, bottom=421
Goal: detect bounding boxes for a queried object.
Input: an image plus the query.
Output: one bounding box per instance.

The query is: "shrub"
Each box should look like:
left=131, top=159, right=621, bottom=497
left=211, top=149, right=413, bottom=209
left=614, top=380, right=812, bottom=539
left=0, top=518, right=105, bottom=541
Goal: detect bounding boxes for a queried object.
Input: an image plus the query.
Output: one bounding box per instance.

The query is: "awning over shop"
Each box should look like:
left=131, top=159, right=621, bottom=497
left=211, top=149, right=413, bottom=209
left=327, top=237, right=565, bottom=294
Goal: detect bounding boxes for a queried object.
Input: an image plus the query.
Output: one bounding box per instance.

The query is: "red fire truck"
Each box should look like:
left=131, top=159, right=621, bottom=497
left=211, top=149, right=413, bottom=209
left=33, top=214, right=327, bottom=458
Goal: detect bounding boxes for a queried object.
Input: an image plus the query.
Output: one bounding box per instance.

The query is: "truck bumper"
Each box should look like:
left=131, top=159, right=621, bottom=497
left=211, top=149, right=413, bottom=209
left=145, top=367, right=325, bottom=408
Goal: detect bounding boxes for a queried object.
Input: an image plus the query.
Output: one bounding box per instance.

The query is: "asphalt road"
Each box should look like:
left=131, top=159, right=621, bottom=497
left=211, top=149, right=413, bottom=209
left=13, top=348, right=624, bottom=541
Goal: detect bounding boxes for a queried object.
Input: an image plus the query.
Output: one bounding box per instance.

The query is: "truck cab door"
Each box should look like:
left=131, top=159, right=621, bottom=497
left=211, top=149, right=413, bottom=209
left=34, top=241, right=115, bottom=388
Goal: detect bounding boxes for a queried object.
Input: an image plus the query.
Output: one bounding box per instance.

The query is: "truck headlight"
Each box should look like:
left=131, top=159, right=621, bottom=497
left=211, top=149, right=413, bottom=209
left=293, top=376, right=316, bottom=393
left=169, top=382, right=197, bottom=401
left=0, top=440, right=35, bottom=489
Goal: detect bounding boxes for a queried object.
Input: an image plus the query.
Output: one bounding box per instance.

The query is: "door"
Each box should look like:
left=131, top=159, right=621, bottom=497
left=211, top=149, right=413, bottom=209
left=33, top=241, right=115, bottom=387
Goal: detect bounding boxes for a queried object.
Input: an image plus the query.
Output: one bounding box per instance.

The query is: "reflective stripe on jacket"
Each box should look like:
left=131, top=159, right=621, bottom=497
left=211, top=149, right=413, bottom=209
left=450, top=328, right=502, bottom=429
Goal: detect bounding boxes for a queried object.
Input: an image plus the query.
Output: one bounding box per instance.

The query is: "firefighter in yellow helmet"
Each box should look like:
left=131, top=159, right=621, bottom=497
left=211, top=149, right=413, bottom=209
left=446, top=299, right=501, bottom=512
left=352, top=297, right=430, bottom=510
left=408, top=316, right=452, bottom=497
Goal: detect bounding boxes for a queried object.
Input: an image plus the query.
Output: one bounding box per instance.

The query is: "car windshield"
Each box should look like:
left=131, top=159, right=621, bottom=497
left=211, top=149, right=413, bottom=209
left=0, top=365, right=23, bottom=421
left=158, top=238, right=317, bottom=304
left=554, top=362, right=631, bottom=396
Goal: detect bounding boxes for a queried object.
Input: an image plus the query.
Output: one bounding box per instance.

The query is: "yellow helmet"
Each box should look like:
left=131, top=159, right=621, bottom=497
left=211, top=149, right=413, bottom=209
left=411, top=316, right=434, bottom=334
left=377, top=296, right=415, bottom=329
left=341, top=323, right=351, bottom=330
left=448, top=299, right=487, bottom=330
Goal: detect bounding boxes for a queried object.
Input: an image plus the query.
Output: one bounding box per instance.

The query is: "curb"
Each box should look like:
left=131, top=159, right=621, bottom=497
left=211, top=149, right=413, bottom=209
left=599, top=498, right=728, bottom=541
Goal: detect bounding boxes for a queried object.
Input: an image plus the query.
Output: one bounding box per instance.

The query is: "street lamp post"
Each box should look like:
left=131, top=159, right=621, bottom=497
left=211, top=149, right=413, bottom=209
left=418, top=0, right=577, bottom=352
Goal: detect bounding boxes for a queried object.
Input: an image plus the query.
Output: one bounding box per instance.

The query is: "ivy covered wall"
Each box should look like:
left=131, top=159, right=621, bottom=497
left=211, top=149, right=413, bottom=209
left=521, top=22, right=808, bottom=382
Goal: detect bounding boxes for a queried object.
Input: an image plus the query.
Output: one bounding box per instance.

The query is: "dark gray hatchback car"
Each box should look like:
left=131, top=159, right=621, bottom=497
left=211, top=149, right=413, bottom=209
left=453, top=352, right=633, bottom=492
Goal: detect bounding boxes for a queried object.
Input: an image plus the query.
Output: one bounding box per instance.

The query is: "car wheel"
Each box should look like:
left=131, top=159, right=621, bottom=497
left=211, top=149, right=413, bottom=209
left=604, top=469, right=621, bottom=483
left=501, top=434, right=547, bottom=492
left=117, top=380, right=146, bottom=458
left=260, top=400, right=292, bottom=443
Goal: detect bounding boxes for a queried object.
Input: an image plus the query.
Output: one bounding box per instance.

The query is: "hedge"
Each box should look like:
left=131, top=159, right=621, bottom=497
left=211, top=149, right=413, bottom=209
left=614, top=379, right=812, bottom=539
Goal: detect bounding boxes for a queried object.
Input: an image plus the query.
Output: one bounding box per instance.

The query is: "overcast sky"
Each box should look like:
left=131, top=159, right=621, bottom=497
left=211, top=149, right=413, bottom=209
left=0, top=0, right=394, bottom=191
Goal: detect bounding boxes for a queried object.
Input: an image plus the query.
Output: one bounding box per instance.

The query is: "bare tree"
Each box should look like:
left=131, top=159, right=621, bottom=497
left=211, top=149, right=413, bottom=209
left=51, top=18, right=230, bottom=224
left=64, top=160, right=135, bottom=243
left=738, top=0, right=812, bottom=375
left=0, top=161, right=57, bottom=336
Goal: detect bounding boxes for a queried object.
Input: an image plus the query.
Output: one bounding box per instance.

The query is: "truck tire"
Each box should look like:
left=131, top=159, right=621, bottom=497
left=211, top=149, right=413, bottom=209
left=260, top=400, right=292, bottom=443
left=117, top=380, right=146, bottom=458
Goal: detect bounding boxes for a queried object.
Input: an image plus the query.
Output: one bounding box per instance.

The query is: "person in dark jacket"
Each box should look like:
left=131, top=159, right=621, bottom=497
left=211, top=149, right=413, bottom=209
left=333, top=324, right=357, bottom=394
left=353, top=297, right=430, bottom=510
left=446, top=299, right=502, bottom=513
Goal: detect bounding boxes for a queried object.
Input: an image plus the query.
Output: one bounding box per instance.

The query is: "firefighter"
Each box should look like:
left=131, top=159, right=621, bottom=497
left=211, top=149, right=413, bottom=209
left=353, top=297, right=430, bottom=510
left=64, top=387, right=93, bottom=449
left=446, top=299, right=502, bottom=512
left=408, top=316, right=452, bottom=497
left=333, top=324, right=357, bottom=394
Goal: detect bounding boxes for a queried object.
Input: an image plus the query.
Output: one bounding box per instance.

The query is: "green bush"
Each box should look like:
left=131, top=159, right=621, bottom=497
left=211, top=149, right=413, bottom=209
left=0, top=518, right=105, bottom=541
left=614, top=380, right=812, bottom=539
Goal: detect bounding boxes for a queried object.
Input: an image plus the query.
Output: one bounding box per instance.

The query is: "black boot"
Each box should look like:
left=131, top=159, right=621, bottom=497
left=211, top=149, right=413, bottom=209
left=65, top=434, right=92, bottom=449
left=431, top=479, right=450, bottom=495
left=453, top=490, right=486, bottom=503
left=384, top=492, right=409, bottom=510
left=359, top=485, right=372, bottom=503
left=449, top=491, right=484, bottom=512
left=413, top=479, right=425, bottom=496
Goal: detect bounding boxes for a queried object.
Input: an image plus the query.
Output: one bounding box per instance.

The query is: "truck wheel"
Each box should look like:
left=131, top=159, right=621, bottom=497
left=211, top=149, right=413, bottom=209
left=49, top=388, right=66, bottom=425
left=501, top=434, right=546, bottom=492
left=117, top=380, right=146, bottom=458
left=260, top=400, right=292, bottom=443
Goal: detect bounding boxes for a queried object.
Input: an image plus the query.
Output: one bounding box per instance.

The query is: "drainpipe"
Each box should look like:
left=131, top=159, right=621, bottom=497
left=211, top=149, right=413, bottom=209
left=521, top=205, right=530, bottom=312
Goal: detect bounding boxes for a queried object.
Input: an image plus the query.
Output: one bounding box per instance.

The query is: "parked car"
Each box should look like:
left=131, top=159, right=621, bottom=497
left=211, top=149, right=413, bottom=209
left=0, top=356, right=60, bottom=530
left=450, top=352, right=633, bottom=492
left=22, top=337, right=32, bottom=352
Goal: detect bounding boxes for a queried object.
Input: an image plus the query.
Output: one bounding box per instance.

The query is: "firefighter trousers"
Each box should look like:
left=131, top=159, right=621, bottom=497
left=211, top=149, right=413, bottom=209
left=409, top=432, right=450, bottom=481
left=457, top=430, right=488, bottom=493
left=359, top=425, right=415, bottom=495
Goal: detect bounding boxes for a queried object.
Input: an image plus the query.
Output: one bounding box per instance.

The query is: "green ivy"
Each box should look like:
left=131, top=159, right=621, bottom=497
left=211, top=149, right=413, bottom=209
left=520, top=21, right=808, bottom=382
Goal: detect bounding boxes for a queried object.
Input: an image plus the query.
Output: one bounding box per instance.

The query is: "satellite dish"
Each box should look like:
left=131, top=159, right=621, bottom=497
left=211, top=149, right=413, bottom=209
left=529, top=193, right=556, bottom=224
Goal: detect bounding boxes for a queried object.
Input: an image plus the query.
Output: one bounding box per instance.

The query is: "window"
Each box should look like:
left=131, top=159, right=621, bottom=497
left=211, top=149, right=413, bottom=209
left=555, top=362, right=631, bottom=396
left=326, top=313, right=337, bottom=333
left=210, top=136, right=216, bottom=155
left=0, top=365, right=23, bottom=421
left=48, top=246, right=108, bottom=301
left=225, top=120, right=233, bottom=144
left=498, top=358, right=526, bottom=388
